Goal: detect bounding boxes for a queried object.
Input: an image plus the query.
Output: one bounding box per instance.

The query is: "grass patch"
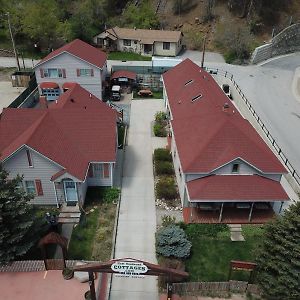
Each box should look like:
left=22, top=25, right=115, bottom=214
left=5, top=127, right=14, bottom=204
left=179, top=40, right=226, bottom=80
left=68, top=187, right=117, bottom=261
left=108, top=51, right=152, bottom=61
left=182, top=224, right=263, bottom=282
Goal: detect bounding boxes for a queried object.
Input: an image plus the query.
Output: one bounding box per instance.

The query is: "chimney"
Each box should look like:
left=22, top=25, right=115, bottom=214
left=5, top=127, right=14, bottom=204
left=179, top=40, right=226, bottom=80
left=39, top=96, right=48, bottom=109
left=223, top=103, right=230, bottom=113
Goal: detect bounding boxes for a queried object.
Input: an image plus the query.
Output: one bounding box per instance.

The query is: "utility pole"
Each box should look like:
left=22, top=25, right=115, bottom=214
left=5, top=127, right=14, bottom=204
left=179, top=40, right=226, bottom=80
left=201, top=33, right=207, bottom=69
left=6, top=12, right=20, bottom=71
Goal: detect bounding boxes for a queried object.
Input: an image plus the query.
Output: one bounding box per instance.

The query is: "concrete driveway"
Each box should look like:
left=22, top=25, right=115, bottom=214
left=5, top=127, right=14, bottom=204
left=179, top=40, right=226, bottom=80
left=110, top=100, right=165, bottom=300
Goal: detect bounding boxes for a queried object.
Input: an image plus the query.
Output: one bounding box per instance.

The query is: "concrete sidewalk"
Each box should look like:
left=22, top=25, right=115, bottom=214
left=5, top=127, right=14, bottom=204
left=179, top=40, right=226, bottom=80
left=110, top=100, right=165, bottom=300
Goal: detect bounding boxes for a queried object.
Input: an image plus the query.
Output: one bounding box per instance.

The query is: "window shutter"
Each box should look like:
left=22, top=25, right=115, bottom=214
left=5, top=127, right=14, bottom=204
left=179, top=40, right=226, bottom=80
left=76, top=69, right=80, bottom=77
left=40, top=69, right=44, bottom=78
left=91, top=69, right=94, bottom=77
left=103, top=164, right=109, bottom=178
left=62, top=69, right=66, bottom=78
left=88, top=165, right=94, bottom=177
left=35, top=180, right=43, bottom=196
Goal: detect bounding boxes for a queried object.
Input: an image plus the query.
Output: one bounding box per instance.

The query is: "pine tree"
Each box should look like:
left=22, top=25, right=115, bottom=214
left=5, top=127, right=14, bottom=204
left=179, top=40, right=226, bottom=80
left=0, top=165, right=41, bottom=265
left=256, top=202, right=300, bottom=300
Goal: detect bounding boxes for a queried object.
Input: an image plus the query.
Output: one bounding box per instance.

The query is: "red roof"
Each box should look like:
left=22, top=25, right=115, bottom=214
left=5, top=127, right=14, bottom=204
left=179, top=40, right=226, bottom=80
left=163, top=59, right=286, bottom=174
left=0, top=85, right=117, bottom=181
left=187, top=175, right=289, bottom=201
left=62, top=82, right=77, bottom=89
left=111, top=70, right=136, bottom=80
left=37, top=39, right=107, bottom=69
left=40, top=82, right=59, bottom=89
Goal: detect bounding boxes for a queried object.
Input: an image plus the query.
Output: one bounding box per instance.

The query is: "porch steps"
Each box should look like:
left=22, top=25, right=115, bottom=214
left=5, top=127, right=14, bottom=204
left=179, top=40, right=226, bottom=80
left=228, top=224, right=245, bottom=242
left=57, top=205, right=81, bottom=224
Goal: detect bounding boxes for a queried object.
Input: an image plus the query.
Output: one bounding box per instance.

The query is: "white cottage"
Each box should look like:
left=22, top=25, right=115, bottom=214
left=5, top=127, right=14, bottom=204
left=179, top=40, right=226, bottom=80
left=35, top=39, right=107, bottom=100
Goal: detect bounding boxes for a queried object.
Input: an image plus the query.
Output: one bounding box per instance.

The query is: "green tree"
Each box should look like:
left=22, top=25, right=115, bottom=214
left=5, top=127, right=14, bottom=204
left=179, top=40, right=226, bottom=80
left=122, top=2, right=160, bottom=29
left=0, top=166, right=43, bottom=265
left=21, top=0, right=62, bottom=48
left=256, top=202, right=300, bottom=300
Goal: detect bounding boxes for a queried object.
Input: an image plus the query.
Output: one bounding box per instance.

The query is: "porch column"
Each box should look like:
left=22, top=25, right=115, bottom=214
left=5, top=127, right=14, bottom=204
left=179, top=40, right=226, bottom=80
left=279, top=201, right=284, bottom=214
left=248, top=202, right=254, bottom=222
left=219, top=202, right=224, bottom=223
left=190, top=204, right=193, bottom=223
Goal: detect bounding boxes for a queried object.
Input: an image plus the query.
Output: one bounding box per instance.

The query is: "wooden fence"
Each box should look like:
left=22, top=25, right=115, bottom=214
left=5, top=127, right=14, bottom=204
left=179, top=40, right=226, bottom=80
left=173, top=280, right=261, bottom=296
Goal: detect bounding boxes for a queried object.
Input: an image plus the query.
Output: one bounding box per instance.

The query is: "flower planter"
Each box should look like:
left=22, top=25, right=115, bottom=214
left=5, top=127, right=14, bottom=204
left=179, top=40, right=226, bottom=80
left=84, top=291, right=91, bottom=300
left=62, top=268, right=74, bottom=280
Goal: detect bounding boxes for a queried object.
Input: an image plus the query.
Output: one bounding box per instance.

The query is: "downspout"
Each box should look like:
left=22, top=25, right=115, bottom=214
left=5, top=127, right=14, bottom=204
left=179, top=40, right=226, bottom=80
left=52, top=181, right=59, bottom=208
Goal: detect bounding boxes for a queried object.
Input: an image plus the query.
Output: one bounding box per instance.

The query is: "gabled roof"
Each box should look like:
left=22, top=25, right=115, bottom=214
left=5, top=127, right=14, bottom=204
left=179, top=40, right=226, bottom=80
left=36, top=39, right=107, bottom=69
left=98, top=26, right=182, bottom=43
left=187, top=175, right=289, bottom=201
left=0, top=85, right=117, bottom=181
left=111, top=70, right=136, bottom=80
left=163, top=59, right=286, bottom=174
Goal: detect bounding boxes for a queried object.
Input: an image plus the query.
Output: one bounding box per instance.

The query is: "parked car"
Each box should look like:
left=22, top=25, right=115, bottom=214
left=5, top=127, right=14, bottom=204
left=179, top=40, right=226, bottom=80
left=222, top=84, right=232, bottom=99
left=111, top=85, right=121, bottom=101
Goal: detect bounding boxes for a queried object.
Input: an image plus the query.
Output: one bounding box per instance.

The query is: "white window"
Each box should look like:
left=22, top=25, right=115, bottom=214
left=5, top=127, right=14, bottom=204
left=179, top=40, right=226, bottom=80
left=123, top=39, right=131, bottom=46
left=25, top=180, right=36, bottom=195
left=79, top=69, right=93, bottom=76
left=44, top=68, right=63, bottom=78
left=163, top=42, right=170, bottom=50
left=42, top=89, right=60, bottom=101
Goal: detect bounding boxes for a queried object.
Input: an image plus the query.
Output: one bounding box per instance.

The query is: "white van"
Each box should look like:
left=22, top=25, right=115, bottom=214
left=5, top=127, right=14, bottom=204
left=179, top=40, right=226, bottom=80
left=111, top=85, right=121, bottom=101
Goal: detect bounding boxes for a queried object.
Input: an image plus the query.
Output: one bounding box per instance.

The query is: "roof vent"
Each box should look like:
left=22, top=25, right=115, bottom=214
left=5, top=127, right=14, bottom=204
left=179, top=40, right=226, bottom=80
left=70, top=98, right=75, bottom=103
left=184, top=79, right=193, bottom=86
left=191, top=94, right=203, bottom=102
left=178, top=100, right=181, bottom=104
left=89, top=94, right=92, bottom=98
left=223, top=103, right=230, bottom=112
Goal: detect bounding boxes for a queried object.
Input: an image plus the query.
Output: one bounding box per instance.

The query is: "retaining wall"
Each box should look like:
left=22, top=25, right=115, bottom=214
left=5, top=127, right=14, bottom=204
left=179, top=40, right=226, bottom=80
left=251, top=23, right=300, bottom=64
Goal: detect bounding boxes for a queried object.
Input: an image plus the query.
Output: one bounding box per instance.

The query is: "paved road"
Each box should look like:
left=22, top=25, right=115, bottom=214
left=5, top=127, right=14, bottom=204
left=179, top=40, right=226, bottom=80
left=110, top=100, right=165, bottom=300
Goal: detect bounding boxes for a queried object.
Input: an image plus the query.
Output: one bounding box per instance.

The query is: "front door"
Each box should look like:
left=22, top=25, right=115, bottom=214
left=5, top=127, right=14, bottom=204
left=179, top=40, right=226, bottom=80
left=63, top=181, right=78, bottom=202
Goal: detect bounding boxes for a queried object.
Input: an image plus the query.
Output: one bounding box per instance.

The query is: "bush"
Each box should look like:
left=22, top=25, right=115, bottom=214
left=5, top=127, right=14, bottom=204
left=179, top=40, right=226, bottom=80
left=153, top=123, right=167, bottom=137
left=155, top=160, right=174, bottom=176
left=161, top=215, right=176, bottom=227
left=154, top=148, right=172, bottom=162
left=182, top=223, right=229, bottom=240
left=156, top=225, right=192, bottom=258
left=102, top=188, right=120, bottom=203
left=156, top=176, right=178, bottom=200
left=155, top=111, right=167, bottom=123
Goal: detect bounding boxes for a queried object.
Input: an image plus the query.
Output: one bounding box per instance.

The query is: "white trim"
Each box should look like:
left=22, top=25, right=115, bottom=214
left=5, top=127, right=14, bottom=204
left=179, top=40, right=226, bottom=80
left=35, top=51, right=104, bottom=70
left=52, top=181, right=59, bottom=208
left=83, top=161, right=116, bottom=182
left=188, top=199, right=288, bottom=203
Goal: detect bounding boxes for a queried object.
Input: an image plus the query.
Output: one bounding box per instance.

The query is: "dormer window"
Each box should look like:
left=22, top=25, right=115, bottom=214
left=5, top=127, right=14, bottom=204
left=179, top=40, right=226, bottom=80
left=191, top=94, right=203, bottom=102
left=185, top=79, right=193, bottom=86
left=232, top=163, right=239, bottom=173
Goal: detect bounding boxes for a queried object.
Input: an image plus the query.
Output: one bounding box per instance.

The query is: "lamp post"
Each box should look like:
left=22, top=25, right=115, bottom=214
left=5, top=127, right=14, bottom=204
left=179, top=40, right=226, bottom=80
left=6, top=12, right=20, bottom=71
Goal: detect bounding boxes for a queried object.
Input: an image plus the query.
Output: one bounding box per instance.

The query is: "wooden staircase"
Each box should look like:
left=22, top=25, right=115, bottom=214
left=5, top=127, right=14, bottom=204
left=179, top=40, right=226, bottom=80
left=57, top=204, right=81, bottom=224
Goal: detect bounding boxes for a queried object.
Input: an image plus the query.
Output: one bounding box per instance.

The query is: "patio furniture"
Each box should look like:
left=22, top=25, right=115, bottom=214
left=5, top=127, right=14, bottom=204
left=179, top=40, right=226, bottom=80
left=138, top=89, right=153, bottom=97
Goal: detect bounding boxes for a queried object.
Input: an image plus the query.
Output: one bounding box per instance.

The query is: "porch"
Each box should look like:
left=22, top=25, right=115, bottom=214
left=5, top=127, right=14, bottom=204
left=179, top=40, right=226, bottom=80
left=183, top=202, right=279, bottom=224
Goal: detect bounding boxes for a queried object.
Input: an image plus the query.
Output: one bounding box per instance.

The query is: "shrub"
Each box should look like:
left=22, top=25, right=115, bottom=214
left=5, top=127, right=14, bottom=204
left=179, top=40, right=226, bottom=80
left=155, top=111, right=167, bottom=123
left=161, top=215, right=176, bottom=227
left=153, top=123, right=167, bottom=137
left=156, top=176, right=178, bottom=200
left=155, top=160, right=174, bottom=176
left=102, top=188, right=120, bottom=203
left=154, top=148, right=172, bottom=162
left=182, top=223, right=229, bottom=240
left=156, top=225, right=192, bottom=258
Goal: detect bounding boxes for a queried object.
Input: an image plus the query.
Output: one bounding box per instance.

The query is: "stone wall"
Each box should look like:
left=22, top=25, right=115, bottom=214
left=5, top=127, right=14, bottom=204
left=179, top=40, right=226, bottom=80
left=251, top=23, right=300, bottom=64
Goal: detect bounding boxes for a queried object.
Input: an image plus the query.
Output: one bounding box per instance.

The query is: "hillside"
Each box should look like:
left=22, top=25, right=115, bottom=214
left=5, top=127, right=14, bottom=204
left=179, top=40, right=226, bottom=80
left=150, top=0, right=300, bottom=52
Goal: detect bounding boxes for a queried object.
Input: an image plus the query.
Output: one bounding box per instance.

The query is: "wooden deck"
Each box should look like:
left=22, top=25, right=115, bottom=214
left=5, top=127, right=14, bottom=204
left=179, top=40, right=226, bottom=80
left=183, top=207, right=275, bottom=224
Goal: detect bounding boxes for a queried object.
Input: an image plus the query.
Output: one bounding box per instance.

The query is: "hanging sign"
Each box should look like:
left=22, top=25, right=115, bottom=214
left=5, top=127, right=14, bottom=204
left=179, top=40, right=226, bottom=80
left=111, top=260, right=149, bottom=278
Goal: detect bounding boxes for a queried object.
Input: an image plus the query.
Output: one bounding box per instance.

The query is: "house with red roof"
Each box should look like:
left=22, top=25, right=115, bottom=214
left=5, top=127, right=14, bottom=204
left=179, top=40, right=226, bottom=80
left=34, top=39, right=107, bottom=101
left=162, top=59, right=289, bottom=224
left=0, top=84, right=118, bottom=206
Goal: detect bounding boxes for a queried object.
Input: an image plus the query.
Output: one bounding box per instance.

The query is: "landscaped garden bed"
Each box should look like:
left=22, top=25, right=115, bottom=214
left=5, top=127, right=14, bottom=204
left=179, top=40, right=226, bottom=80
left=133, top=90, right=163, bottom=99
left=68, top=187, right=119, bottom=261
left=153, top=112, right=168, bottom=137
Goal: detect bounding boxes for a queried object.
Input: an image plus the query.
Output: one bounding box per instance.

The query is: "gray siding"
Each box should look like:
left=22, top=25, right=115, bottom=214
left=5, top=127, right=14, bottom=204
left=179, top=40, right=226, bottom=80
left=36, top=52, right=104, bottom=99
left=4, top=147, right=63, bottom=205
left=214, top=159, right=258, bottom=175
left=87, top=162, right=113, bottom=186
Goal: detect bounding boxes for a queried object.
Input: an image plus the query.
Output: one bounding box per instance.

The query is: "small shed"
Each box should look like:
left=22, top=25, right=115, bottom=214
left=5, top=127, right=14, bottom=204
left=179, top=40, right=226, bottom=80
left=11, top=71, right=34, bottom=87
left=111, top=70, right=137, bottom=88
